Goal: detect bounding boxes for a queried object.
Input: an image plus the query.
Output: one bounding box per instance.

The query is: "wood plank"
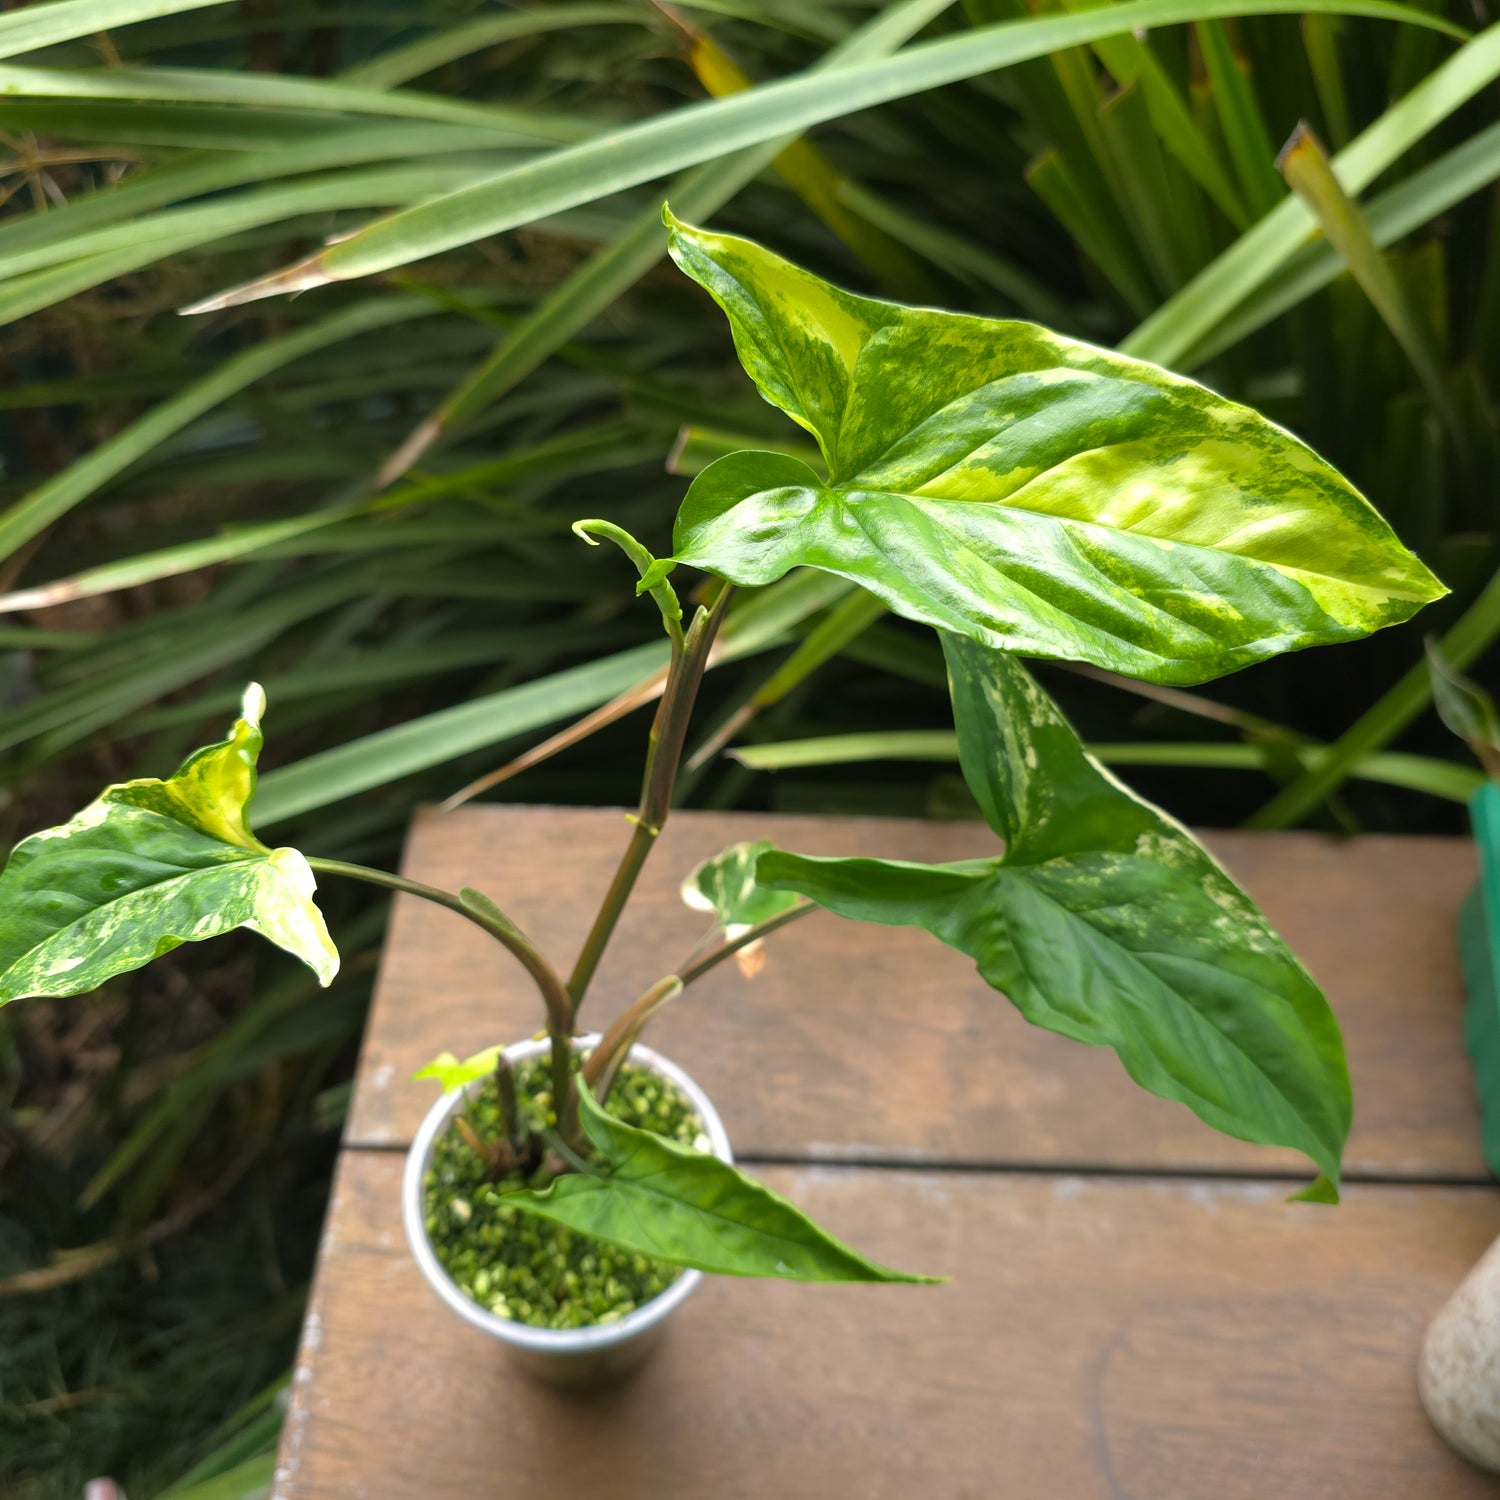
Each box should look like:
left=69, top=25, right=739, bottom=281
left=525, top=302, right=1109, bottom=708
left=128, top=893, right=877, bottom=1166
left=275, top=1150, right=1500, bottom=1500
left=346, top=805, right=1485, bottom=1180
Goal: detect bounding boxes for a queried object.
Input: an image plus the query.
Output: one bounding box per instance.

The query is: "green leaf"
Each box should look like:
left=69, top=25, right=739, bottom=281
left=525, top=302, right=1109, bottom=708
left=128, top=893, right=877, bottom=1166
left=0, top=296, right=434, bottom=564
left=759, top=637, right=1352, bottom=1198
left=680, top=840, right=802, bottom=936
left=502, top=1084, right=938, bottom=1281
left=340, top=3, right=644, bottom=90
left=0, top=0, right=229, bottom=61
left=1124, top=23, right=1500, bottom=368
left=196, top=0, right=1462, bottom=297
left=419, top=0, right=956, bottom=448
left=1277, top=123, right=1461, bottom=442
left=1192, top=117, right=1500, bottom=364
left=1427, top=638, right=1500, bottom=775
left=729, top=729, right=1482, bottom=802
left=0, top=65, right=595, bottom=144
left=414, top=1046, right=505, bottom=1095
left=653, top=215, right=1445, bottom=685
left=0, top=684, right=338, bottom=1004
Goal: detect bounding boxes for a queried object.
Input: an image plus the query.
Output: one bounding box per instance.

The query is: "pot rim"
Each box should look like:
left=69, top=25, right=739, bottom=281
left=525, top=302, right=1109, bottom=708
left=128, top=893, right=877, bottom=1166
left=401, top=1032, right=732, bottom=1355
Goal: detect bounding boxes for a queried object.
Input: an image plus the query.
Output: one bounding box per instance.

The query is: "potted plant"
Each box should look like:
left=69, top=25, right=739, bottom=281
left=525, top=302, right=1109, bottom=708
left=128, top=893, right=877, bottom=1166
left=0, top=215, right=1445, bottom=1385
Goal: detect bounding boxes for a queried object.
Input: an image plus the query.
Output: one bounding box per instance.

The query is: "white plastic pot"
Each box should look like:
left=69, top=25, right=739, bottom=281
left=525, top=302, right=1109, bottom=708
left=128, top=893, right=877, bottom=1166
left=402, top=1033, right=731, bottom=1388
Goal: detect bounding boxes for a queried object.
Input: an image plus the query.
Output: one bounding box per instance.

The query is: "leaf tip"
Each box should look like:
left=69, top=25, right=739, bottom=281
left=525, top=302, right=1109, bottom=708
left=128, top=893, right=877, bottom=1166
left=241, top=682, right=267, bottom=728
left=1287, top=1172, right=1340, bottom=1205
left=571, top=520, right=602, bottom=546
left=1275, top=120, right=1319, bottom=176
left=178, top=253, right=334, bottom=316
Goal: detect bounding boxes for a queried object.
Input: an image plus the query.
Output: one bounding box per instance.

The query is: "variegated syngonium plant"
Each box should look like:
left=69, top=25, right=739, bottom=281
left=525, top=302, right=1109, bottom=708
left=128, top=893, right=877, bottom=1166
left=0, top=216, right=1446, bottom=1294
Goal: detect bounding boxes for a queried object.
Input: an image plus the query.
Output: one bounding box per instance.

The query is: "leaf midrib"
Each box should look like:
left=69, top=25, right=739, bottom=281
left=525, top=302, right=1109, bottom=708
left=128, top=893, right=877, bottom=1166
left=590, top=1124, right=860, bottom=1265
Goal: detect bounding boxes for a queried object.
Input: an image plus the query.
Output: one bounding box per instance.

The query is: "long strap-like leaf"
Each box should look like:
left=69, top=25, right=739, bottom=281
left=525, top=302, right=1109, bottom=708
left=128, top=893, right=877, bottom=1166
left=0, top=0, right=229, bottom=61
left=190, top=0, right=1466, bottom=302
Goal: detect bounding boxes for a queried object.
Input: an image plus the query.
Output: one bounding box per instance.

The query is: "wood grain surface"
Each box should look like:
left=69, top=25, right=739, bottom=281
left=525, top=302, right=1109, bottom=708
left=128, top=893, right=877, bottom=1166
left=278, top=810, right=1500, bottom=1498
left=348, top=805, right=1485, bottom=1180
left=275, top=1152, right=1500, bottom=1500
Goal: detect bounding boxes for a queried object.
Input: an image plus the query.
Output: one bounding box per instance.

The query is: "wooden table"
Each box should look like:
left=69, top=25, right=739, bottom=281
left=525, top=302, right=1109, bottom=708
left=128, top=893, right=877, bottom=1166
left=273, top=806, right=1500, bottom=1498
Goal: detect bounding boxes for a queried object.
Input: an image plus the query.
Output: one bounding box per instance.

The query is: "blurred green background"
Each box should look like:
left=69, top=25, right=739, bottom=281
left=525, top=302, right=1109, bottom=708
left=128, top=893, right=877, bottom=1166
left=1, top=0, right=1496, bottom=1491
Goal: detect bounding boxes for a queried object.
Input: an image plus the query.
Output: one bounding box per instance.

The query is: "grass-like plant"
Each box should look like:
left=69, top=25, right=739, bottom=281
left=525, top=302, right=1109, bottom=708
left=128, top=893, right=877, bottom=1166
left=1, top=217, right=1444, bottom=1294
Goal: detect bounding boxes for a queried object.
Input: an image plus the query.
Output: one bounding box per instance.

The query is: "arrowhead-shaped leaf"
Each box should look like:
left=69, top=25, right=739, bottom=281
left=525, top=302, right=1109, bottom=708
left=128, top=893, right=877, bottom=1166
left=656, top=212, right=1444, bottom=686
left=759, top=636, right=1351, bottom=1199
left=680, top=839, right=802, bottom=937
left=503, top=1084, right=938, bottom=1282
left=0, top=684, right=338, bottom=1003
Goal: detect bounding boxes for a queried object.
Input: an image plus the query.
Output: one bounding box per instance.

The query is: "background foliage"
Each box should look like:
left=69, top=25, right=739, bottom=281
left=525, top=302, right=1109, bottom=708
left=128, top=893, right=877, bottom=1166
left=0, top=0, right=1496, bottom=1491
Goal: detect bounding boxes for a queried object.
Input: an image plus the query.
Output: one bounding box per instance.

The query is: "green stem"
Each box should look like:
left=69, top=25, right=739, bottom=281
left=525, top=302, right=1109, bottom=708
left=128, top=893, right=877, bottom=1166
left=582, top=899, right=815, bottom=1100
left=305, top=857, right=575, bottom=1113
left=566, top=582, right=735, bottom=1007
left=582, top=976, right=683, bottom=1100
left=494, top=1051, right=521, bottom=1151
left=676, top=901, right=815, bottom=985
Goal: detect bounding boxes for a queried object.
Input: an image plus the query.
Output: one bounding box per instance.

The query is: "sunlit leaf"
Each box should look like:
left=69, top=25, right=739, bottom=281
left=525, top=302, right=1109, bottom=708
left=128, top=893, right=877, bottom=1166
left=0, top=685, right=338, bottom=1003
left=652, top=216, right=1445, bottom=685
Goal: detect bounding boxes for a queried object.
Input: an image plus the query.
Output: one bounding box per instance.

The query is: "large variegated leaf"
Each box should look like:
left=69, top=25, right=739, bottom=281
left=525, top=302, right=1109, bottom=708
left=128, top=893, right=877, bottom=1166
left=0, top=684, right=337, bottom=1003
left=759, top=636, right=1351, bottom=1200
left=652, top=213, right=1444, bottom=685
left=503, top=1083, right=937, bottom=1282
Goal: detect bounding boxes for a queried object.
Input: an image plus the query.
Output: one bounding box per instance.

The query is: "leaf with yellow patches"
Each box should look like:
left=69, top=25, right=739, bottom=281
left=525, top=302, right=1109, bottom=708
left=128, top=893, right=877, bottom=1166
left=0, top=685, right=337, bottom=1003
left=654, top=214, right=1445, bottom=685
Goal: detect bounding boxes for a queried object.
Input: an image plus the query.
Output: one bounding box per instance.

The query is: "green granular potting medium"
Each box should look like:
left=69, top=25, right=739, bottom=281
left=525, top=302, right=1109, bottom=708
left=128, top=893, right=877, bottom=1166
left=423, top=1055, right=709, bottom=1330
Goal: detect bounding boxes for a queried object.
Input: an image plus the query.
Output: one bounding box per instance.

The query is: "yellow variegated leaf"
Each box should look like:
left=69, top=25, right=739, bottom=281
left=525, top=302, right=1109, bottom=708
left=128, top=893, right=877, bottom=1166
left=655, top=213, right=1445, bottom=685
left=0, top=684, right=337, bottom=1002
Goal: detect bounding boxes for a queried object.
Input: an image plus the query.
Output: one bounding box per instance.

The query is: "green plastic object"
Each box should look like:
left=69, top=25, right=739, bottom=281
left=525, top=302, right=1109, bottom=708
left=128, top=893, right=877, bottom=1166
left=1462, top=780, right=1500, bottom=1174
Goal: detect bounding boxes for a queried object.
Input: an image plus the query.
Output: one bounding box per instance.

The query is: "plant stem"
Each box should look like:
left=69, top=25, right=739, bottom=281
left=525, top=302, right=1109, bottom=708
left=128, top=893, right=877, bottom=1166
left=494, top=1051, right=521, bottom=1150
left=566, top=582, right=734, bottom=1008
left=676, top=900, right=815, bottom=985
left=582, top=976, right=683, bottom=1099
left=582, top=900, right=815, bottom=1099
left=305, top=857, right=575, bottom=1112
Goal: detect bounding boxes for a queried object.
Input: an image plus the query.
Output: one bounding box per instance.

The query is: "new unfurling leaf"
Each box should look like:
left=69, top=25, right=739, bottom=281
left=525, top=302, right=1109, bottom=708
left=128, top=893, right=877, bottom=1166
left=650, top=212, right=1444, bottom=686
left=0, top=684, right=337, bottom=1003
